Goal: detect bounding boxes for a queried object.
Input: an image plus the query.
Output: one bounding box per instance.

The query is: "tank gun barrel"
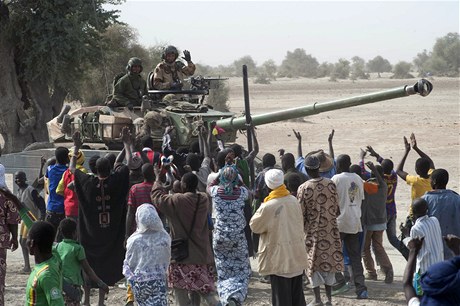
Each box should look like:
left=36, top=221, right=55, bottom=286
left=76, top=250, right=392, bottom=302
left=216, top=79, right=433, bottom=131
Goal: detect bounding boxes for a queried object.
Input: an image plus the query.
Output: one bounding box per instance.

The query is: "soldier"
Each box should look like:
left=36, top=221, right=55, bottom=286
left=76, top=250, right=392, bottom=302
left=153, top=45, right=196, bottom=90
left=106, top=57, right=147, bottom=109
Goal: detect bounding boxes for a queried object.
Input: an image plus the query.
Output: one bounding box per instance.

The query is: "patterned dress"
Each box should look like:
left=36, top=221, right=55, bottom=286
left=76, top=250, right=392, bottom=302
left=297, top=177, right=343, bottom=277
left=210, top=185, right=250, bottom=304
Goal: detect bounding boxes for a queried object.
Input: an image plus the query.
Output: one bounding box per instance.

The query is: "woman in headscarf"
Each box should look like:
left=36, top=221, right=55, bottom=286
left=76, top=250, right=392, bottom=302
left=208, top=162, right=251, bottom=306
left=123, top=204, right=171, bottom=306
left=151, top=172, right=219, bottom=306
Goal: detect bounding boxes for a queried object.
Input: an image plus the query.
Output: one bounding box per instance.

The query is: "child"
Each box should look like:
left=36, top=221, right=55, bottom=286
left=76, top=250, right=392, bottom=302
left=396, top=133, right=435, bottom=219
left=123, top=204, right=171, bottom=306
left=402, top=198, right=443, bottom=295
left=54, top=218, right=109, bottom=306
left=25, top=221, right=65, bottom=305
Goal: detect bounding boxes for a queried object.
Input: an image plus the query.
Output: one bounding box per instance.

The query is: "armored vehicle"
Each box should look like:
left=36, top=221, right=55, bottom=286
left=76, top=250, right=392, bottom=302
left=45, top=78, right=433, bottom=151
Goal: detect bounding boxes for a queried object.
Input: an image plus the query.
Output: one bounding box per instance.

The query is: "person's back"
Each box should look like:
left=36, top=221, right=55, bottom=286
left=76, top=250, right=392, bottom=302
left=251, top=193, right=306, bottom=275
left=408, top=199, right=444, bottom=275
left=332, top=172, right=365, bottom=234
left=422, top=169, right=460, bottom=259
left=25, top=221, right=65, bottom=306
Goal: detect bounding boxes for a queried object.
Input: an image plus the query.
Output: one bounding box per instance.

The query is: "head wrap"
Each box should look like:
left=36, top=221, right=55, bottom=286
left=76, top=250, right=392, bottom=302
left=123, top=204, right=171, bottom=282
left=420, top=256, right=460, bottom=305
left=264, top=169, right=284, bottom=190
left=219, top=165, right=239, bottom=195
left=69, top=147, right=85, bottom=166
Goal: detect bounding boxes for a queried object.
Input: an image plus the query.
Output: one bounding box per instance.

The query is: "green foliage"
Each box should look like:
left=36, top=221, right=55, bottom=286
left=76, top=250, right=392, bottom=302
left=78, top=24, right=154, bottom=105
left=278, top=48, right=319, bottom=78
left=428, top=32, right=459, bottom=76
left=413, top=49, right=431, bottom=77
left=207, top=80, right=230, bottom=112
left=392, top=61, right=414, bottom=79
left=317, top=62, right=334, bottom=78
left=8, top=0, right=122, bottom=95
left=257, top=59, right=277, bottom=80
left=232, top=56, right=257, bottom=77
left=254, top=74, right=271, bottom=84
left=350, top=56, right=369, bottom=80
left=330, top=58, right=350, bottom=80
left=367, top=56, right=392, bottom=77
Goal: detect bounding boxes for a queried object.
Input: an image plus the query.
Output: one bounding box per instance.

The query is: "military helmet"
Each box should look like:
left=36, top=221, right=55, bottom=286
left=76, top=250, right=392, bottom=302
left=126, top=57, right=143, bottom=73
left=162, top=45, right=179, bottom=60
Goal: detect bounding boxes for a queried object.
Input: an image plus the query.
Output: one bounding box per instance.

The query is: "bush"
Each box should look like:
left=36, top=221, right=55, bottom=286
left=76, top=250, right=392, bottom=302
left=206, top=80, right=230, bottom=111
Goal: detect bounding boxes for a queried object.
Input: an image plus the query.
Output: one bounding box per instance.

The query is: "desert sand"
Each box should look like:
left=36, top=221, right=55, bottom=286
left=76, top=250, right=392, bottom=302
left=4, top=75, right=459, bottom=305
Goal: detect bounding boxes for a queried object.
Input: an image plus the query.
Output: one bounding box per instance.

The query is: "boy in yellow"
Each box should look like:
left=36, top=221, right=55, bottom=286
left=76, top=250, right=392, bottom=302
left=396, top=133, right=434, bottom=219
left=25, top=221, right=65, bottom=306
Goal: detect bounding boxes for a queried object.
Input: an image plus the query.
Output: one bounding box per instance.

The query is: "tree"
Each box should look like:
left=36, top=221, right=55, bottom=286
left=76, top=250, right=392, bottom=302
left=429, top=32, right=460, bottom=76
left=392, top=61, right=414, bottom=79
left=0, top=0, right=121, bottom=152
left=367, top=56, right=392, bottom=78
left=330, top=58, right=351, bottom=80
left=350, top=56, right=369, bottom=80
left=317, top=62, right=334, bottom=78
left=79, top=24, right=153, bottom=106
left=413, top=49, right=431, bottom=77
left=278, top=48, right=319, bottom=78
left=232, top=56, right=257, bottom=77
left=260, top=59, right=277, bottom=80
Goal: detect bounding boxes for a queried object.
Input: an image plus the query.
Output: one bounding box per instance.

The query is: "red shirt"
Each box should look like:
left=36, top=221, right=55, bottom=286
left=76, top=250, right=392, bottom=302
left=61, top=169, right=79, bottom=217
left=128, top=182, right=154, bottom=208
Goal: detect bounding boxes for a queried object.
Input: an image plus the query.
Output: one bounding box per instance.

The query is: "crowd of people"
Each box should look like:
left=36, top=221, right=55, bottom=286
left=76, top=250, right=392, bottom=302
left=0, top=47, right=458, bottom=306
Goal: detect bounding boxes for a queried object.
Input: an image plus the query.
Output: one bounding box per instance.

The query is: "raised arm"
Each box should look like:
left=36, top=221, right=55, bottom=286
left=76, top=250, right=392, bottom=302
left=245, top=123, right=259, bottom=164
left=69, top=132, right=83, bottom=174
left=396, top=136, right=411, bottom=181
left=198, top=125, right=211, bottom=159
left=293, top=129, right=303, bottom=158
left=366, top=161, right=384, bottom=186
left=410, top=133, right=435, bottom=169
left=328, top=129, right=335, bottom=160
left=366, top=145, right=384, bottom=163
left=403, top=237, right=423, bottom=304
left=121, top=127, right=135, bottom=169
left=359, top=148, right=371, bottom=180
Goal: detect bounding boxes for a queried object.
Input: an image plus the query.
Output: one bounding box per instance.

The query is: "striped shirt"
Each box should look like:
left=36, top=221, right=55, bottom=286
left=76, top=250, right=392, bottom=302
left=128, top=182, right=153, bottom=208
left=409, top=215, right=444, bottom=274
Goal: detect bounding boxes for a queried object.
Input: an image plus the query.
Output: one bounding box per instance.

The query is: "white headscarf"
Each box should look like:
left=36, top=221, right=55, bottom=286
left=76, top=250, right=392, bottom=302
left=123, top=204, right=171, bottom=282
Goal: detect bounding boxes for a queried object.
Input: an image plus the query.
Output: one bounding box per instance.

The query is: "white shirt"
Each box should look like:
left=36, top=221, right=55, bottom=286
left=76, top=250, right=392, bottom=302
left=408, top=215, right=444, bottom=274
left=331, top=172, right=365, bottom=234
left=408, top=297, right=420, bottom=306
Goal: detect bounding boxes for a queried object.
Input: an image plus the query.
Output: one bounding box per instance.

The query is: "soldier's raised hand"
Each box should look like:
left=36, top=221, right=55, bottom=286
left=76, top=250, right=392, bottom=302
left=182, top=50, right=192, bottom=62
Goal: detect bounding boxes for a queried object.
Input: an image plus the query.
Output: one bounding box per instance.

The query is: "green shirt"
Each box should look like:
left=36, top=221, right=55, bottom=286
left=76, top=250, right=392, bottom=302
left=53, top=239, right=86, bottom=286
left=25, top=255, right=65, bottom=306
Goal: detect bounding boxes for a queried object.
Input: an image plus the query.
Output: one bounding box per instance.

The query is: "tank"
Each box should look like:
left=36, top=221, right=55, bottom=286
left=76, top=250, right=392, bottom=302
left=42, top=78, right=433, bottom=151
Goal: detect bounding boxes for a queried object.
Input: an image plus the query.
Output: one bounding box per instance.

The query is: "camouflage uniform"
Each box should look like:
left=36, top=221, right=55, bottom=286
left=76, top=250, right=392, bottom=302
left=112, top=73, right=147, bottom=107
left=153, top=61, right=196, bottom=90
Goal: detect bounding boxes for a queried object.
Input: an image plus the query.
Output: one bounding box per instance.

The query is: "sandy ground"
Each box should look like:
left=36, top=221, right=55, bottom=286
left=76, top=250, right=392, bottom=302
left=4, top=75, right=459, bottom=305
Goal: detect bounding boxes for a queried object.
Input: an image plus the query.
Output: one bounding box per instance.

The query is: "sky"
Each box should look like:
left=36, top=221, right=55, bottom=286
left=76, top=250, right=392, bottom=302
left=105, top=1, right=459, bottom=67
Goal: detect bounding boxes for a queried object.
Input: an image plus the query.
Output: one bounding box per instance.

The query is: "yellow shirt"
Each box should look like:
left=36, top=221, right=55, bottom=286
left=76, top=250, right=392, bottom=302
left=406, top=169, right=434, bottom=200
